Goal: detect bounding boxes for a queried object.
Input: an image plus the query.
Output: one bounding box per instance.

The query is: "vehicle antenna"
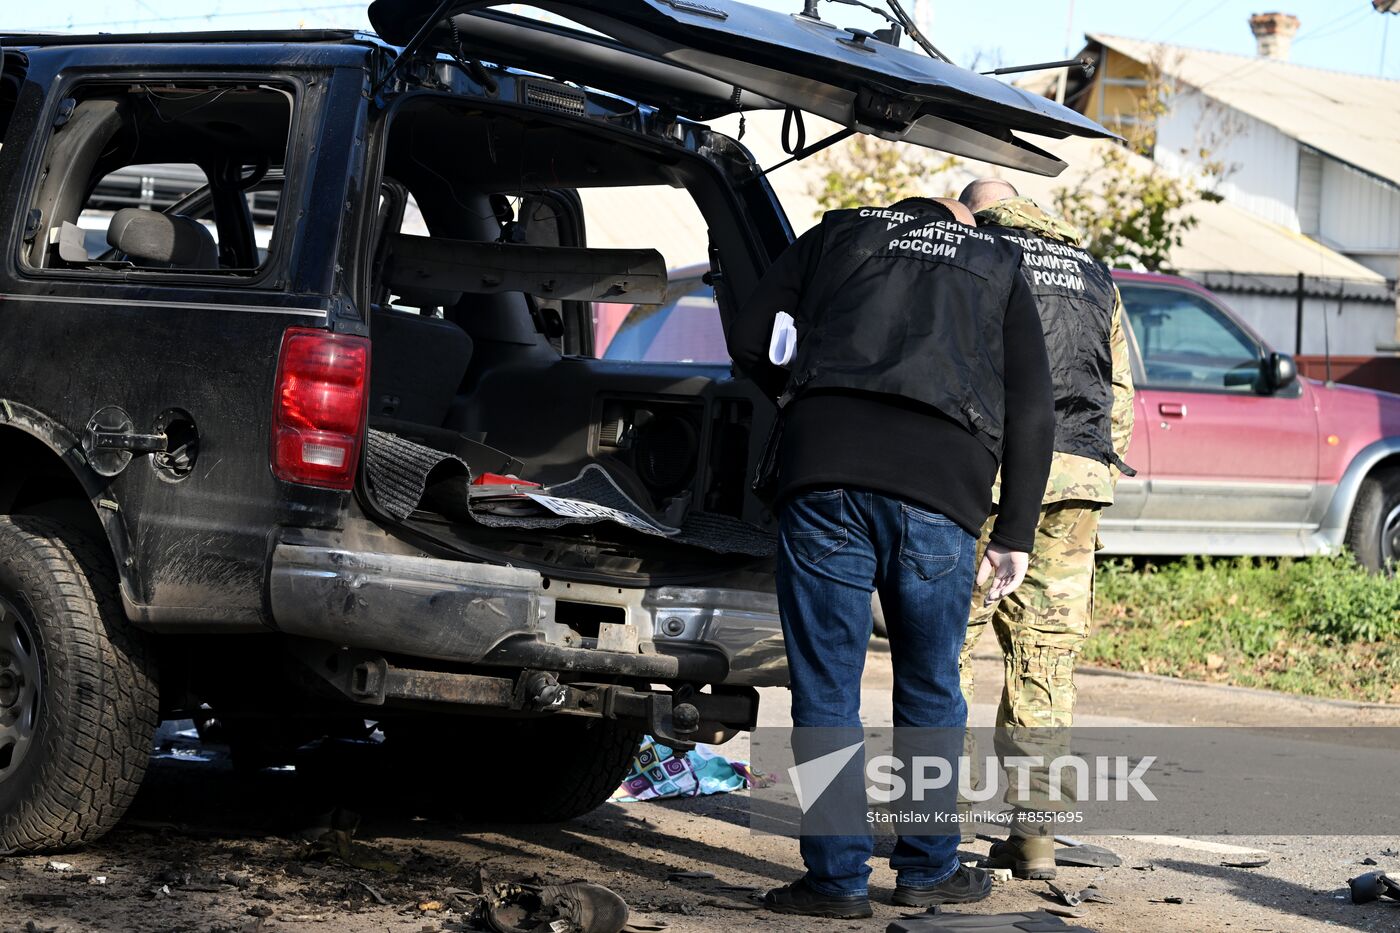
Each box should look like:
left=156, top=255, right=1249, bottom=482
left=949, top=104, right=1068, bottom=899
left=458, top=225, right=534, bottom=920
left=983, top=56, right=1096, bottom=78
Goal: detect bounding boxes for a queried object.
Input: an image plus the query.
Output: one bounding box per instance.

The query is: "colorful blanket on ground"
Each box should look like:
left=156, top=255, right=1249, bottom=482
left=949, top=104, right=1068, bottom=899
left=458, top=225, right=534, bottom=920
left=611, top=736, right=758, bottom=802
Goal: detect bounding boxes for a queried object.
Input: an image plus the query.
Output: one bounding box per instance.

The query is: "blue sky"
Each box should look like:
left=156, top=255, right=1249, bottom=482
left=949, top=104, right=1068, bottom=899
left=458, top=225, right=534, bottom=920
left=8, top=1, right=1398, bottom=79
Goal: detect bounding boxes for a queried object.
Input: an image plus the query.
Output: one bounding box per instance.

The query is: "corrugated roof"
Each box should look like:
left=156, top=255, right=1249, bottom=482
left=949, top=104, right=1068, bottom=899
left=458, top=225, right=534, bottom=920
left=1088, top=33, right=1400, bottom=190
left=987, top=133, right=1385, bottom=283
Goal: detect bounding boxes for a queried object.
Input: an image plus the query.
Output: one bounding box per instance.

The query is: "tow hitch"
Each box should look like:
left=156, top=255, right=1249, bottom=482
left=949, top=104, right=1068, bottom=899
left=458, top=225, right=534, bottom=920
left=300, top=647, right=757, bottom=749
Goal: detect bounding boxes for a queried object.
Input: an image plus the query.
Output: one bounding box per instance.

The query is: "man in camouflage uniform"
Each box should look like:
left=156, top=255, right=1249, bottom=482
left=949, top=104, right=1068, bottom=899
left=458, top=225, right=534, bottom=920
left=956, top=180, right=1136, bottom=880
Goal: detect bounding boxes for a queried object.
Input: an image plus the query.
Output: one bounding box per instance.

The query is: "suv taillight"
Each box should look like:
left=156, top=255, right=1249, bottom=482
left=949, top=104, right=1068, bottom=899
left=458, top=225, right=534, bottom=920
left=271, top=327, right=370, bottom=490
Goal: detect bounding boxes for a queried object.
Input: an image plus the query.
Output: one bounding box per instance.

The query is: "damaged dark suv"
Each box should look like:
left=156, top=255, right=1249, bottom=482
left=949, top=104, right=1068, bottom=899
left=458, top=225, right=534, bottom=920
left=0, top=0, right=1107, bottom=849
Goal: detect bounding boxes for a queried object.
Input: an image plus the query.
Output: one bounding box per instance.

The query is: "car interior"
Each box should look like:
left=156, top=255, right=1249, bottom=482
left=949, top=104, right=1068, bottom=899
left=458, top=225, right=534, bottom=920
left=361, top=94, right=776, bottom=573
left=23, top=82, right=291, bottom=273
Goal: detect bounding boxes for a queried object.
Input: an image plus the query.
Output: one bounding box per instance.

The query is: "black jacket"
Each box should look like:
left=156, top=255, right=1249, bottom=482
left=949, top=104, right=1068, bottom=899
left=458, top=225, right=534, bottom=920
left=983, top=222, right=1126, bottom=470
left=730, top=199, right=1055, bottom=551
left=791, top=203, right=1027, bottom=458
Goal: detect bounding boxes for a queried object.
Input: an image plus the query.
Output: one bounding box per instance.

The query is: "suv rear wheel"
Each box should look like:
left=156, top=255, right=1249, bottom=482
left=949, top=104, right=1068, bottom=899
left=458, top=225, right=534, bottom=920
left=1346, top=470, right=1400, bottom=573
left=0, top=516, right=159, bottom=851
left=387, top=713, right=641, bottom=822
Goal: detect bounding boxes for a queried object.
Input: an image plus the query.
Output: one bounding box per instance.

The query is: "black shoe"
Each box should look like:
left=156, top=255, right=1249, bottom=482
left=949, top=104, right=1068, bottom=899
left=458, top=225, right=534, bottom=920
left=892, top=865, right=994, bottom=907
left=763, top=878, right=873, bottom=919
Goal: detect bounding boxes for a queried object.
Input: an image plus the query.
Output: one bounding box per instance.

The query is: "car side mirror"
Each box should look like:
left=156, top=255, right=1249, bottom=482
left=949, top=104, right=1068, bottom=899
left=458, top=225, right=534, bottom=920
left=1266, top=352, right=1297, bottom=393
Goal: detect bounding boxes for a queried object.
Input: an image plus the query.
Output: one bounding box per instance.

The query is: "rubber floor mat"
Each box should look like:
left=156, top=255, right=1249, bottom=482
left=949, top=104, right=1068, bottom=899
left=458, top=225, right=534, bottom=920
left=365, top=429, right=467, bottom=521
left=364, top=430, right=775, bottom=556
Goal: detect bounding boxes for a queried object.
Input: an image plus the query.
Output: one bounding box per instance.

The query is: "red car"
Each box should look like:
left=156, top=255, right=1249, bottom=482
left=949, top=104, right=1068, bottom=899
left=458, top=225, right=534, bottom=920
left=598, top=267, right=1400, bottom=569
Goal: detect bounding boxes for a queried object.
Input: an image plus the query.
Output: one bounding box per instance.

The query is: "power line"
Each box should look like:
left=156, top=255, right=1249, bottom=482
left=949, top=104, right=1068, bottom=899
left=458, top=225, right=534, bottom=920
left=1190, top=5, right=1378, bottom=93
left=1292, top=5, right=1372, bottom=46
left=1160, top=0, right=1231, bottom=43
left=1145, top=0, right=1203, bottom=41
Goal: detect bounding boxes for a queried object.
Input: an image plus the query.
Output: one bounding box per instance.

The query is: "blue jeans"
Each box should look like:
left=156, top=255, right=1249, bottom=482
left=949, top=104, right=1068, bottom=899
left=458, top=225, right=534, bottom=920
left=778, top=486, right=977, bottom=897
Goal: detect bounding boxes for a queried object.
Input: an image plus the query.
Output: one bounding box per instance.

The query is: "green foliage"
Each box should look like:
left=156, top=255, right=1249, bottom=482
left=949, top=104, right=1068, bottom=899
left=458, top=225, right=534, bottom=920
left=1052, top=145, right=1201, bottom=273
left=1290, top=554, right=1400, bottom=642
left=1088, top=555, right=1400, bottom=702
left=810, top=135, right=960, bottom=215
left=1050, top=55, right=1229, bottom=273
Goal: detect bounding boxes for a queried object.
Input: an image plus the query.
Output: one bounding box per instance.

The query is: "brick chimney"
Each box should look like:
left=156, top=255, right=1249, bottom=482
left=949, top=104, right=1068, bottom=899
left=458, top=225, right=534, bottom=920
left=1249, top=12, right=1301, bottom=60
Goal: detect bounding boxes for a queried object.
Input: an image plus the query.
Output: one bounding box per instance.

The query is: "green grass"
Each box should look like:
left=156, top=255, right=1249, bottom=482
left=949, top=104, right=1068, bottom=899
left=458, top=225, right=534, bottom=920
left=1086, top=554, right=1400, bottom=703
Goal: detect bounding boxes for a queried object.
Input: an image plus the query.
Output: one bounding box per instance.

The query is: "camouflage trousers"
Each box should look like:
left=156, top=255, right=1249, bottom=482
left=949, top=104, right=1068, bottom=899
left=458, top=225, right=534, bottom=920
left=958, top=501, right=1100, bottom=834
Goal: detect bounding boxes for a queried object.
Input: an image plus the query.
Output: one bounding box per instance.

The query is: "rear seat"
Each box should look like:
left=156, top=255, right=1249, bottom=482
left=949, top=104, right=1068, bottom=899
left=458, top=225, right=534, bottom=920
left=369, top=291, right=473, bottom=428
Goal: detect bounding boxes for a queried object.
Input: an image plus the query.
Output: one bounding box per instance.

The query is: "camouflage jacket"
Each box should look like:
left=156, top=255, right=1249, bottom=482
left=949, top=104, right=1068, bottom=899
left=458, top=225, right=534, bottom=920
left=979, top=197, right=1136, bottom=507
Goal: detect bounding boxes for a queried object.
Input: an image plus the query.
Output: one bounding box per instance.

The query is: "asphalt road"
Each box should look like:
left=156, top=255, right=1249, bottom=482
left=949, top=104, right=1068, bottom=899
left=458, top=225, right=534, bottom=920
left=2, top=630, right=1399, bottom=933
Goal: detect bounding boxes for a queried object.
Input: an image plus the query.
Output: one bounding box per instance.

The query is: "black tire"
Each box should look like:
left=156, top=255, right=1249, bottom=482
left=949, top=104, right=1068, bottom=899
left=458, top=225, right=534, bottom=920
left=0, top=516, right=159, bottom=851
left=387, top=713, right=641, bottom=822
left=1345, top=470, right=1400, bottom=573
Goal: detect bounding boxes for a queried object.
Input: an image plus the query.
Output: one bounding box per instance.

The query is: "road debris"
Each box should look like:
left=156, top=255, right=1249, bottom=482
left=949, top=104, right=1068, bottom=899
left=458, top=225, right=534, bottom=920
left=299, top=810, right=402, bottom=875
left=1161, top=896, right=1185, bottom=905
left=45, top=861, right=74, bottom=872
left=1046, top=882, right=1111, bottom=908
left=1053, top=840, right=1122, bottom=869
left=355, top=880, right=388, bottom=904
left=1348, top=871, right=1400, bottom=905
left=887, top=910, right=1096, bottom=931
left=620, top=921, right=668, bottom=933
left=1221, top=858, right=1271, bottom=868
left=482, top=878, right=630, bottom=933
left=664, top=870, right=715, bottom=883
left=613, top=737, right=755, bottom=802
left=990, top=868, right=1013, bottom=883
left=697, top=898, right=760, bottom=911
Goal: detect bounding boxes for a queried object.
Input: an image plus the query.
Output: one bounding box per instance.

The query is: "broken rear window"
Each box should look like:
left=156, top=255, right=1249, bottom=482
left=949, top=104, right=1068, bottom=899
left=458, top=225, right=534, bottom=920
left=22, top=81, right=293, bottom=277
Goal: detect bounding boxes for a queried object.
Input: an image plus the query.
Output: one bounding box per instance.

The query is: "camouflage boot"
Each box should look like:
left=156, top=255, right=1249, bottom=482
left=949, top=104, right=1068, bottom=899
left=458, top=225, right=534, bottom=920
left=985, top=833, right=1057, bottom=881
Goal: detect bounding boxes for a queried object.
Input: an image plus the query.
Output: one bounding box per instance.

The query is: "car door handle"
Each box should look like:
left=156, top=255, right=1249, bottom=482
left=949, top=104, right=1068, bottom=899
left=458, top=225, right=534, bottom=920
left=1159, top=403, right=1187, bottom=418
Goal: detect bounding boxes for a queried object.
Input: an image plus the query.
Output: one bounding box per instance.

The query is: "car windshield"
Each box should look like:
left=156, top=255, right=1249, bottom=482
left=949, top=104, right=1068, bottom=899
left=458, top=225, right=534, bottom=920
left=1121, top=284, right=1263, bottom=393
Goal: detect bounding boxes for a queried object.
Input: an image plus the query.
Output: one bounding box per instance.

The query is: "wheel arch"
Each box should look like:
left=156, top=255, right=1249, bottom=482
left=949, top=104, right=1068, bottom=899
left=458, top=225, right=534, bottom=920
left=1317, top=438, right=1400, bottom=550
left=0, top=405, right=138, bottom=604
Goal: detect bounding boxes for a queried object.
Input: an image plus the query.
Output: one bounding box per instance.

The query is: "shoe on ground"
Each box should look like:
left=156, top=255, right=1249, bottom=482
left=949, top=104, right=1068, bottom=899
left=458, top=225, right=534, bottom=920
left=762, top=878, right=873, bottom=919
left=986, top=834, right=1057, bottom=881
left=891, top=864, right=994, bottom=907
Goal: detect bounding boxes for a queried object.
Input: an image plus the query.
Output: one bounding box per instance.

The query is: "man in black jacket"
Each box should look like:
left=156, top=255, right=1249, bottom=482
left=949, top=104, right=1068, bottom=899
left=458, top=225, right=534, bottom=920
left=729, top=196, right=1055, bottom=918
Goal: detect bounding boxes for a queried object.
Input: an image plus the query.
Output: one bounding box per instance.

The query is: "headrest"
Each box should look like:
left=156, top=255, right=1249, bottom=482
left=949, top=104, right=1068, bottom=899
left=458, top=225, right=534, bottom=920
left=107, top=208, right=218, bottom=268
left=392, top=286, right=463, bottom=311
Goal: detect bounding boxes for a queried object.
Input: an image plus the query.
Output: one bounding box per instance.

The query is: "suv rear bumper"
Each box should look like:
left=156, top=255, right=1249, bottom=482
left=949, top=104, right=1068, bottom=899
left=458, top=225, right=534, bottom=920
left=266, top=543, right=788, bottom=687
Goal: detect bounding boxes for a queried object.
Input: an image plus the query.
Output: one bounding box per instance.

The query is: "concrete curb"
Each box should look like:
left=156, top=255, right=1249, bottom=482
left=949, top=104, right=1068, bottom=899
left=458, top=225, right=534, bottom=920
left=971, top=649, right=1400, bottom=712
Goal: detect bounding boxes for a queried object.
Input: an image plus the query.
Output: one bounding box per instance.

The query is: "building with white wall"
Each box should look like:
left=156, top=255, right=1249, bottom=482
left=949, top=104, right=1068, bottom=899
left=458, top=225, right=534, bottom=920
left=1078, top=30, right=1400, bottom=282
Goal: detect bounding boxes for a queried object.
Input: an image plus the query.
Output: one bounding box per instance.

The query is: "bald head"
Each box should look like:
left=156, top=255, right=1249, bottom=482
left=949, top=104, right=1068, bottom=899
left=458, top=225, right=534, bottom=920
left=933, top=197, right=976, bottom=226
left=959, top=178, right=1019, bottom=216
